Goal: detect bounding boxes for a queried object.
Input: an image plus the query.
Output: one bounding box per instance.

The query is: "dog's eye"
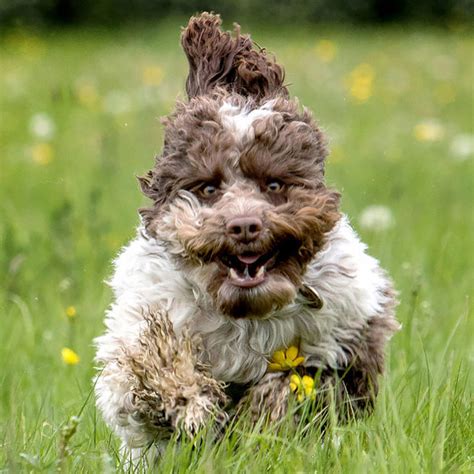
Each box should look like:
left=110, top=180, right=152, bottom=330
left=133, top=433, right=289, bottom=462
left=266, top=181, right=283, bottom=193
left=200, top=184, right=218, bottom=197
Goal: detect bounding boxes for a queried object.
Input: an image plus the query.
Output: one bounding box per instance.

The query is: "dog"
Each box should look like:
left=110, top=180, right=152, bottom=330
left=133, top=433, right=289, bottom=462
left=94, top=12, right=399, bottom=461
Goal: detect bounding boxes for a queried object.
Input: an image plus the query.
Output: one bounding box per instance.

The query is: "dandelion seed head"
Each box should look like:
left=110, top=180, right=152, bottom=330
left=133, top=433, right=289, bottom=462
left=359, top=205, right=395, bottom=231
left=29, top=113, right=55, bottom=140
left=58, top=278, right=72, bottom=292
left=450, top=134, right=474, bottom=161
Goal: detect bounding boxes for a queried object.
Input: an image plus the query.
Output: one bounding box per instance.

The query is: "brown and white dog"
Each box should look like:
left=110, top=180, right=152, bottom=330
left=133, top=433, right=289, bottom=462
left=94, top=13, right=399, bottom=460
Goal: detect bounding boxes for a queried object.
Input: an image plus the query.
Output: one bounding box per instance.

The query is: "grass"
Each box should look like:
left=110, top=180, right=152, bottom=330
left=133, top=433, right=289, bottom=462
left=0, top=18, right=473, bottom=472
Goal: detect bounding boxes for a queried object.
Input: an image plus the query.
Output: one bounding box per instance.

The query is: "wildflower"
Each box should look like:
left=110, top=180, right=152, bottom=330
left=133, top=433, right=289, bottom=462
left=268, top=346, right=305, bottom=372
left=29, top=113, right=55, bottom=139
left=450, top=134, right=474, bottom=161
left=74, top=79, right=99, bottom=109
left=413, top=119, right=444, bottom=142
left=142, top=65, right=164, bottom=86
left=289, top=374, right=316, bottom=401
left=315, top=40, right=337, bottom=63
left=58, top=278, right=72, bottom=292
left=346, top=63, right=375, bottom=103
left=359, top=205, right=394, bottom=232
left=31, top=143, right=54, bottom=165
left=65, top=306, right=77, bottom=318
left=61, top=347, right=80, bottom=365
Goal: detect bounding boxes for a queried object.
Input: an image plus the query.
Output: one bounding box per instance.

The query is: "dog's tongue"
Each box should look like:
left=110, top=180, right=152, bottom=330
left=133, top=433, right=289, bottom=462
left=237, top=254, right=261, bottom=265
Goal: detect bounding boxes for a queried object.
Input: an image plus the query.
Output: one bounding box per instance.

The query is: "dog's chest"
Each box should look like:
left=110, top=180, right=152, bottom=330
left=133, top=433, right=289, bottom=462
left=181, top=309, right=304, bottom=384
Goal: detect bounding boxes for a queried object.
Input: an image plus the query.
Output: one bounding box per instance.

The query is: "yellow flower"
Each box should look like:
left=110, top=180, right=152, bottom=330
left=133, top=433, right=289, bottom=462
left=75, top=80, right=99, bottom=109
left=346, top=63, right=375, bottom=103
left=61, top=347, right=80, bottom=365
left=268, top=345, right=305, bottom=372
left=142, top=65, right=164, bottom=86
left=289, top=374, right=316, bottom=401
left=31, top=143, right=53, bottom=165
left=315, top=40, right=337, bottom=63
left=65, top=306, right=77, bottom=318
left=413, top=120, right=445, bottom=142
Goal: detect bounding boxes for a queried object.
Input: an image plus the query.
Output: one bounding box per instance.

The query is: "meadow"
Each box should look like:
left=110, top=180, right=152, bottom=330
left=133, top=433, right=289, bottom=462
left=0, top=18, right=473, bottom=472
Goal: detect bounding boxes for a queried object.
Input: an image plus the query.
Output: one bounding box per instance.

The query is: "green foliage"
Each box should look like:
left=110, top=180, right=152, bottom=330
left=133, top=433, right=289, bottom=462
left=0, top=0, right=473, bottom=27
left=0, top=20, right=473, bottom=472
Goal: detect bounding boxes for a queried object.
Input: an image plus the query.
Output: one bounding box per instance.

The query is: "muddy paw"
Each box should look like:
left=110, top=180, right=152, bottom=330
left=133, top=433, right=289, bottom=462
left=174, top=394, right=229, bottom=436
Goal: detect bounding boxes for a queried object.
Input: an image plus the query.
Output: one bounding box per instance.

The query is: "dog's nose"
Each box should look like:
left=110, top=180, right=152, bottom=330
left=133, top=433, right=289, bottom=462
left=226, top=216, right=263, bottom=242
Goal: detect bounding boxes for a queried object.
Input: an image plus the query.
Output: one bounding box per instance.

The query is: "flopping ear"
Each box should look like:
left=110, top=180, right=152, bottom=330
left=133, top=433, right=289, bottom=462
left=181, top=12, right=288, bottom=100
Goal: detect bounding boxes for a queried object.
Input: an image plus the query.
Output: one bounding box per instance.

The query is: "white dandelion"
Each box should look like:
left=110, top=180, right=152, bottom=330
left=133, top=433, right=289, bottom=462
left=29, top=113, right=56, bottom=139
left=359, top=205, right=395, bottom=231
left=450, top=134, right=474, bottom=161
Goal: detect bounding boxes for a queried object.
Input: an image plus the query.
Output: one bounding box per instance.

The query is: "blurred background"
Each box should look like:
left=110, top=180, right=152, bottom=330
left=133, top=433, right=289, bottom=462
left=0, top=1, right=472, bottom=471
left=0, top=0, right=473, bottom=25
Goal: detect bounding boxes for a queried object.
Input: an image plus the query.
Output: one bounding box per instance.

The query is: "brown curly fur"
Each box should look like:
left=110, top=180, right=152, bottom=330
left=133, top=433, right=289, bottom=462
left=181, top=12, right=288, bottom=100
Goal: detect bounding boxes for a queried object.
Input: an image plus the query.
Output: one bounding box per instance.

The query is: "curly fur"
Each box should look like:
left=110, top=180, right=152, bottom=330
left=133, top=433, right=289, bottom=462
left=95, top=12, right=400, bottom=461
left=181, top=12, right=288, bottom=100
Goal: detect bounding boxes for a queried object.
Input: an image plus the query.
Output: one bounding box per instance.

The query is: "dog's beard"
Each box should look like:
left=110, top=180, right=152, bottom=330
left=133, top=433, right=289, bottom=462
left=215, top=276, right=297, bottom=318
left=207, top=248, right=303, bottom=318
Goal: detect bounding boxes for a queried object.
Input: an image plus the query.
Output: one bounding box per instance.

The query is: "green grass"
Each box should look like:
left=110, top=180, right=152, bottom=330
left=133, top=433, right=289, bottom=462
left=1, top=19, right=473, bottom=472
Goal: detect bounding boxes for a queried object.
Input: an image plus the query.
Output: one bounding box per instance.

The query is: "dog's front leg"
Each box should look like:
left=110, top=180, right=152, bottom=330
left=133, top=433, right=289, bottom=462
left=237, top=372, right=292, bottom=423
left=95, top=308, right=228, bottom=451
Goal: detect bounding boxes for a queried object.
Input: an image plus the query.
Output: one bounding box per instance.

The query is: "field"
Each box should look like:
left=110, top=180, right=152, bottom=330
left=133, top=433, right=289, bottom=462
left=0, top=18, right=473, bottom=472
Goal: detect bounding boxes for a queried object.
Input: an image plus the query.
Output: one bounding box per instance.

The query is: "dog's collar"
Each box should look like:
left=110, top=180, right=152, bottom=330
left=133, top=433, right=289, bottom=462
left=299, top=284, right=323, bottom=310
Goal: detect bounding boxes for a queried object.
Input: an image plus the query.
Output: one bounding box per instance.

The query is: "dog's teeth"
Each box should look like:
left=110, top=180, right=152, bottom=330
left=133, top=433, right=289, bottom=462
left=256, top=266, right=265, bottom=278
left=243, top=266, right=250, bottom=278
left=229, top=268, right=239, bottom=280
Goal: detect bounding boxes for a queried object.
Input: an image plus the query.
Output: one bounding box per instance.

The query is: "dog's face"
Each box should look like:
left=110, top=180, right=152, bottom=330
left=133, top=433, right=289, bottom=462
left=140, top=94, right=340, bottom=318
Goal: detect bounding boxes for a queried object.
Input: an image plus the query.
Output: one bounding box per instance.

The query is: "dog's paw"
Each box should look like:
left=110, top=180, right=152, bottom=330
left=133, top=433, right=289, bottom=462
left=174, top=394, right=229, bottom=437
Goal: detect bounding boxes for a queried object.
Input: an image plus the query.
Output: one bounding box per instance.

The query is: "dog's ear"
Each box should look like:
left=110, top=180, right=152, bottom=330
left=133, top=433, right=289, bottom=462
left=181, top=12, right=288, bottom=101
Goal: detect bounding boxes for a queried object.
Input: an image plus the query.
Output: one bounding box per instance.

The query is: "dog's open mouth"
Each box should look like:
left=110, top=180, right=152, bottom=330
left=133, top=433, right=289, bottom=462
left=219, top=251, right=277, bottom=288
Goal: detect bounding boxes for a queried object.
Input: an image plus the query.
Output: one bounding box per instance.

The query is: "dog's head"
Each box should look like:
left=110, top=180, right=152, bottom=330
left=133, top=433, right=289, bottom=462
left=139, top=13, right=340, bottom=318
